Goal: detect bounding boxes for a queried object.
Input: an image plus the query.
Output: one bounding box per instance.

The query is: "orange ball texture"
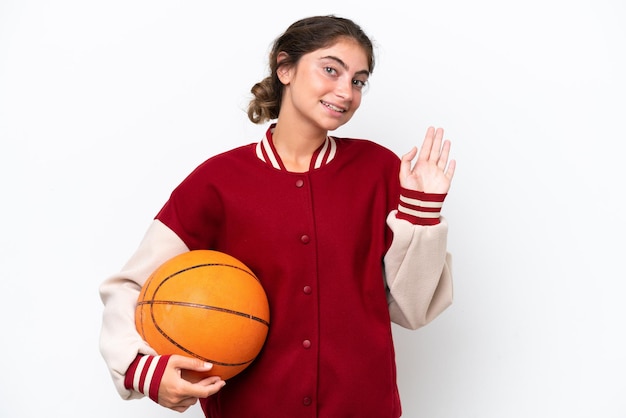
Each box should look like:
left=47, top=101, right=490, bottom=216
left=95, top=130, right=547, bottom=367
left=135, top=250, right=270, bottom=380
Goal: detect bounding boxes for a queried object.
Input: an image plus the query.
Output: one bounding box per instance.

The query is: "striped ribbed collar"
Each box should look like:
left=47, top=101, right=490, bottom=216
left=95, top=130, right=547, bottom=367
left=255, top=124, right=337, bottom=171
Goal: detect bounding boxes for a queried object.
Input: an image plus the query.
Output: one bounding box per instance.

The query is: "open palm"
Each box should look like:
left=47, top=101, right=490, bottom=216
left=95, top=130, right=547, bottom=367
left=400, top=126, right=456, bottom=194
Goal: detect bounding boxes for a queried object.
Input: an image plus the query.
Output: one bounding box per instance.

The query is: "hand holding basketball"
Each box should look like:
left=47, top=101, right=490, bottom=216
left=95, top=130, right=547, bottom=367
left=157, top=355, right=225, bottom=413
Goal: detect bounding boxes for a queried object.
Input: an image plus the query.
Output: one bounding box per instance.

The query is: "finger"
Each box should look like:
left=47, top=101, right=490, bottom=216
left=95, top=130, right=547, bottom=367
left=417, top=126, right=435, bottom=162
left=196, top=375, right=226, bottom=387
left=170, top=397, right=198, bottom=413
left=429, top=128, right=444, bottom=161
left=400, top=146, right=417, bottom=174
left=446, top=159, right=457, bottom=180
left=401, top=146, right=417, bottom=161
left=185, top=376, right=226, bottom=398
left=172, top=406, right=192, bottom=413
left=437, top=139, right=452, bottom=169
left=171, top=355, right=214, bottom=373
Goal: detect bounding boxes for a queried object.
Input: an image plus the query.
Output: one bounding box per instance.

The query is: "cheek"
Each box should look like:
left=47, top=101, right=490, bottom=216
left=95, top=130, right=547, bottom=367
left=312, top=75, right=333, bottom=93
left=351, top=92, right=363, bottom=111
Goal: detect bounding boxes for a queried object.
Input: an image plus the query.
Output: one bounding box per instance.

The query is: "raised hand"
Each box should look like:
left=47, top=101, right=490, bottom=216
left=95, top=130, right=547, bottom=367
left=399, top=126, right=456, bottom=194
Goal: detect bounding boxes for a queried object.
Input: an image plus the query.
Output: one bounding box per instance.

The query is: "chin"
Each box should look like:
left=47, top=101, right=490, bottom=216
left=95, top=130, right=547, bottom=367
left=322, top=116, right=352, bottom=132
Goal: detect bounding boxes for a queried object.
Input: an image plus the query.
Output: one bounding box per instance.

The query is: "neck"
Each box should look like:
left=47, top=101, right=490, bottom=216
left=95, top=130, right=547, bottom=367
left=272, top=122, right=327, bottom=173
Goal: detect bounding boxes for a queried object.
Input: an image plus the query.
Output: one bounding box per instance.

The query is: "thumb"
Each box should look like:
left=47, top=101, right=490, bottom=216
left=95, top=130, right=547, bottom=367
left=170, top=354, right=214, bottom=373
left=400, top=146, right=418, bottom=176
left=401, top=146, right=418, bottom=162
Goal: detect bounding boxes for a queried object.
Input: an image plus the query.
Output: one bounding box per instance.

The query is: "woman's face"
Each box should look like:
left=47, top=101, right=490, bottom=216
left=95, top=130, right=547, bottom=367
left=278, top=37, right=370, bottom=133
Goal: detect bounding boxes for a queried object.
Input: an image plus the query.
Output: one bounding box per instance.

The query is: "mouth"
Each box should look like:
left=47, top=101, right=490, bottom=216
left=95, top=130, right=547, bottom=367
left=321, top=101, right=346, bottom=113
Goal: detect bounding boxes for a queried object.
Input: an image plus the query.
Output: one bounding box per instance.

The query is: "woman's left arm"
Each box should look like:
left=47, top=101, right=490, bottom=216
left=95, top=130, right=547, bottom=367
left=385, top=215, right=453, bottom=329
left=384, top=127, right=456, bottom=329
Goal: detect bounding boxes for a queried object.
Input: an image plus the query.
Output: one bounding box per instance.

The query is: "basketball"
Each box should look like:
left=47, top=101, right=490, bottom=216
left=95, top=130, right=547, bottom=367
left=135, top=250, right=270, bottom=380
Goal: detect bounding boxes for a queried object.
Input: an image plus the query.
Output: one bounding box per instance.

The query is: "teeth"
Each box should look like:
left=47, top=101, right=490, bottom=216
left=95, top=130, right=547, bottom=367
left=323, top=101, right=345, bottom=112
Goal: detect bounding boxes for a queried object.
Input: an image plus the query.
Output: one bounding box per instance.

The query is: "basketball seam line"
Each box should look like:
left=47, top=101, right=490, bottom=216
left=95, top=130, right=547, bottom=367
left=137, top=300, right=270, bottom=327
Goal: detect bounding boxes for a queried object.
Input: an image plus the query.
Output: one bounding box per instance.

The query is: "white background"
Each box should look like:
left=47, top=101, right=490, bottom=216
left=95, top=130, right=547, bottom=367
left=1, top=1, right=625, bottom=417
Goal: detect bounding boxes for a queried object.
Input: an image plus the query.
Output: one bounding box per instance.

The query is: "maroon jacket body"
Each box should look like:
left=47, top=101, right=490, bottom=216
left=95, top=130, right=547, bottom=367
left=155, top=134, right=402, bottom=417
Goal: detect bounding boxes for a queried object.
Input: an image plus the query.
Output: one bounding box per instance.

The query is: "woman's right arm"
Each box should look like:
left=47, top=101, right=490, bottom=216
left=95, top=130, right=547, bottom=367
left=99, top=220, right=226, bottom=410
left=99, top=219, right=190, bottom=399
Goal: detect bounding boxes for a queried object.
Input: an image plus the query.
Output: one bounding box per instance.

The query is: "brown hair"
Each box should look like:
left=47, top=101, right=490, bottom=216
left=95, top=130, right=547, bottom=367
left=247, top=15, right=375, bottom=124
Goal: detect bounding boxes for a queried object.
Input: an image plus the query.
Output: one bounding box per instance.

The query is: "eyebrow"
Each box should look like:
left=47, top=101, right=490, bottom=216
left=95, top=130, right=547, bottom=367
left=320, top=55, right=370, bottom=77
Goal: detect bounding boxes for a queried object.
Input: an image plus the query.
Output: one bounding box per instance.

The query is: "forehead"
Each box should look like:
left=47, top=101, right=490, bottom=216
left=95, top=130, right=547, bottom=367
left=305, top=38, right=370, bottom=73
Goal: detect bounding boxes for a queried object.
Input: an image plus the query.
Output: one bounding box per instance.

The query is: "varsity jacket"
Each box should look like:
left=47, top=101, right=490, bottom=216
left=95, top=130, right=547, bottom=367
left=99, top=125, right=453, bottom=417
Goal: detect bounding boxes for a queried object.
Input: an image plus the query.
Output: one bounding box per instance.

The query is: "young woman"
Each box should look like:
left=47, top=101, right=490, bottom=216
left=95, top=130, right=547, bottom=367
left=99, top=15, right=456, bottom=418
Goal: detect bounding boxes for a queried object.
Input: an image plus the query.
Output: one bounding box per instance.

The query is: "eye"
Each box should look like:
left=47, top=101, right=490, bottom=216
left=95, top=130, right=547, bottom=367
left=324, top=66, right=338, bottom=76
left=352, top=78, right=368, bottom=91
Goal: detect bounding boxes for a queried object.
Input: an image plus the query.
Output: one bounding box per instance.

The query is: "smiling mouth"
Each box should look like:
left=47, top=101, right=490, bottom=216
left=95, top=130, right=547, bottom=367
left=321, top=101, right=346, bottom=113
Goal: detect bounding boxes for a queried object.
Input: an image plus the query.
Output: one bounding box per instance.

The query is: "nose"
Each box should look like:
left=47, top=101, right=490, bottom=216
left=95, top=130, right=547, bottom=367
left=335, top=76, right=353, bottom=101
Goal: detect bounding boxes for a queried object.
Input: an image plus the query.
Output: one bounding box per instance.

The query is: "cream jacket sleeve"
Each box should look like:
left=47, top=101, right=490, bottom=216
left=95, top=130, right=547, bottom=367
left=98, top=220, right=189, bottom=399
left=384, top=212, right=453, bottom=330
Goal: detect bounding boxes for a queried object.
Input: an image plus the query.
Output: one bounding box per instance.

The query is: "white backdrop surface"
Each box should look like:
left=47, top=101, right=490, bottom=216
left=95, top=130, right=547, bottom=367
left=1, top=1, right=624, bottom=417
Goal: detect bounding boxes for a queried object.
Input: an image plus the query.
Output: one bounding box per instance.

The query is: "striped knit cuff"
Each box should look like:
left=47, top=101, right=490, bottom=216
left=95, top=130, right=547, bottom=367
left=396, top=188, right=447, bottom=226
left=124, top=354, right=171, bottom=403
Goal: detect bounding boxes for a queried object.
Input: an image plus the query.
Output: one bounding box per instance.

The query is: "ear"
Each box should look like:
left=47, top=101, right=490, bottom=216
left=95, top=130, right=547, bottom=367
left=276, top=51, right=293, bottom=85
